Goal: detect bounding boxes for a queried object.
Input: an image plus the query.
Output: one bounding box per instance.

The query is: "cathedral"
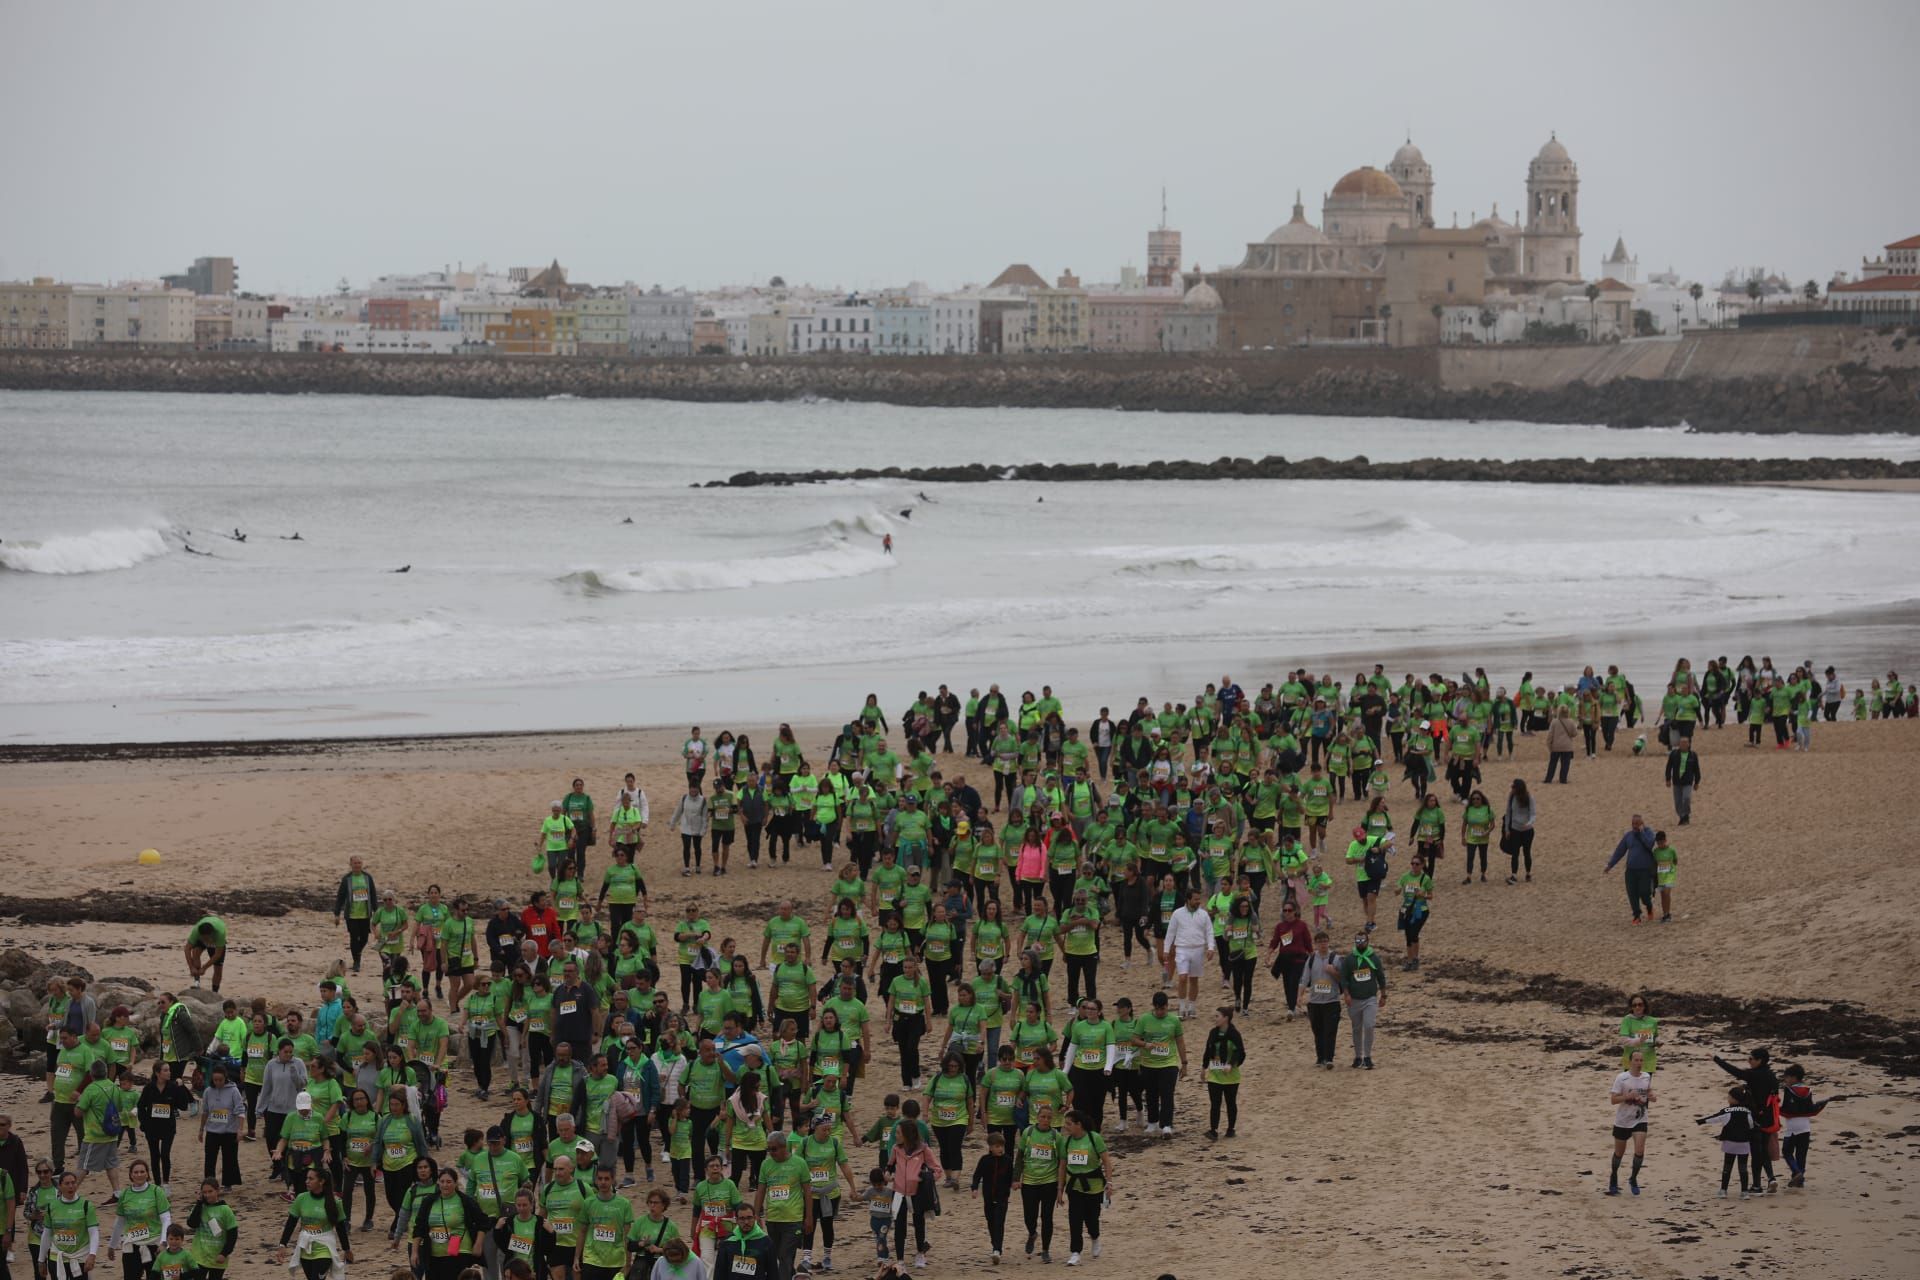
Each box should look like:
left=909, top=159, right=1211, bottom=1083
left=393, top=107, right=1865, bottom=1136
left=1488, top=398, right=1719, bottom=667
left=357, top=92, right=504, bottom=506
left=1188, top=136, right=1582, bottom=348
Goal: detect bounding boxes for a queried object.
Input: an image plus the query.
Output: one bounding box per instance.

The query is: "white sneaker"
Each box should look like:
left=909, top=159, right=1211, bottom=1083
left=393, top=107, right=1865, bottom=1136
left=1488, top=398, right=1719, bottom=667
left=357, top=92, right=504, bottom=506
left=1091, top=1240, right=1102, bottom=1257
left=1161, top=1124, right=1174, bottom=1136
left=914, top=1254, right=928, bottom=1269
left=800, top=1251, right=812, bottom=1269
left=1066, top=1253, right=1082, bottom=1266
left=991, top=1251, right=1001, bottom=1262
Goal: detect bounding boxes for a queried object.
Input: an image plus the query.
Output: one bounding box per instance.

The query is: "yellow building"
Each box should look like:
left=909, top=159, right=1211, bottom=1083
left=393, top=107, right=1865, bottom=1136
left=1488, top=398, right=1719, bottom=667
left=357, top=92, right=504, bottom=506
left=0, top=278, right=73, bottom=348
left=1026, top=270, right=1088, bottom=351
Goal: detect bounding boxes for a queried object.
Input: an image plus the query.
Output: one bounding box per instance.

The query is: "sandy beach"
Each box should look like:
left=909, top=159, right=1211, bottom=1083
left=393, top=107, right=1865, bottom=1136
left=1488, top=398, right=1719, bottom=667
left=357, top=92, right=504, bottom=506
left=4, top=716, right=1918, bottom=1279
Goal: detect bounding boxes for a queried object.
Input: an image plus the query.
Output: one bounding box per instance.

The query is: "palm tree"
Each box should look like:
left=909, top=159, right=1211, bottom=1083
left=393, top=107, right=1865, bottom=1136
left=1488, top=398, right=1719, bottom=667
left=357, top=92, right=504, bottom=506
left=1746, top=278, right=1763, bottom=311
left=1689, top=281, right=1703, bottom=324
left=1479, top=307, right=1496, bottom=344
left=1583, top=283, right=1600, bottom=341
left=1430, top=302, right=1444, bottom=344
left=1803, top=279, right=1819, bottom=303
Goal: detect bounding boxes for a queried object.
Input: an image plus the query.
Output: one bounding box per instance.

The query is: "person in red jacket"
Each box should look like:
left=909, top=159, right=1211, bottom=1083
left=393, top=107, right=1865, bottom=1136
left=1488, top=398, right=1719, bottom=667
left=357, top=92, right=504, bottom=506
left=520, top=890, right=561, bottom=960
left=1261, top=898, right=1314, bottom=1015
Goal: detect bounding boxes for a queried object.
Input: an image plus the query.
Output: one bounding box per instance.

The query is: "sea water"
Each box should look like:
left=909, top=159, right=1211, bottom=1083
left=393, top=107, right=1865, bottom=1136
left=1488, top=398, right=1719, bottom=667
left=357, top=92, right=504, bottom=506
left=2, top=390, right=1917, bottom=743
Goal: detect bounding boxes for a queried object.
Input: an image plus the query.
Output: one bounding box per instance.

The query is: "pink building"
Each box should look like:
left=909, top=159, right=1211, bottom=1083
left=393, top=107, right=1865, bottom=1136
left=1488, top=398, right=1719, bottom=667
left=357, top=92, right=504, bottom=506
left=1086, top=291, right=1183, bottom=352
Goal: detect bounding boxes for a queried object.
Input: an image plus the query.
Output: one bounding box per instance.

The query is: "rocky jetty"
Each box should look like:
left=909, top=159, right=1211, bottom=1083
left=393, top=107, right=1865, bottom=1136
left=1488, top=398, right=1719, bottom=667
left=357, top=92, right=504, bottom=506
left=710, top=455, right=1920, bottom=488
left=2, top=347, right=1917, bottom=433
left=0, top=947, right=226, bottom=1071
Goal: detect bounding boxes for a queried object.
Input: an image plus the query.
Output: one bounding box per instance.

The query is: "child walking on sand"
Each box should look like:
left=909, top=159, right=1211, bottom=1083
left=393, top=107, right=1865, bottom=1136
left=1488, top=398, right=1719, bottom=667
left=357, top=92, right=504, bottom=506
left=1779, top=1064, right=1830, bottom=1188
left=1697, top=1086, right=1756, bottom=1198
left=1652, top=831, right=1678, bottom=923
left=1306, top=860, right=1333, bottom=929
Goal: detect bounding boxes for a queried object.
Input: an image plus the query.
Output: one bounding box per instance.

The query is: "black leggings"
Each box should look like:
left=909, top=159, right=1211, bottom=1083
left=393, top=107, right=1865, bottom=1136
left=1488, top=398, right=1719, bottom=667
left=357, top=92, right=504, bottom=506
left=934, top=1123, right=964, bottom=1174
left=469, top=1035, right=494, bottom=1092
left=341, top=1163, right=376, bottom=1222
left=1230, top=954, right=1255, bottom=1010
left=241, top=1081, right=262, bottom=1136
left=982, top=1194, right=1009, bottom=1254
left=1120, top=917, right=1151, bottom=960
left=1773, top=715, right=1791, bottom=745
left=144, top=1130, right=175, bottom=1184
left=528, top=1031, right=553, bottom=1078
left=1507, top=829, right=1535, bottom=875
left=894, top=1186, right=933, bottom=1257
left=1463, top=842, right=1488, bottom=876
left=1721, top=1151, right=1750, bottom=1191
left=1750, top=1137, right=1776, bottom=1186
left=1064, top=954, right=1098, bottom=1005
left=803, top=1198, right=837, bottom=1251
left=1020, top=1182, right=1056, bottom=1252
left=1208, top=1082, right=1239, bottom=1132
left=1066, top=1188, right=1103, bottom=1253
left=682, top=834, right=702, bottom=868
left=384, top=1168, right=413, bottom=1232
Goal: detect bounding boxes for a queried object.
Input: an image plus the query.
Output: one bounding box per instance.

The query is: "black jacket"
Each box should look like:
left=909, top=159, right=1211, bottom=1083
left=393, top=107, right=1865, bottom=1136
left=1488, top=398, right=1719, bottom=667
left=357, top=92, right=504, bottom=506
left=1113, top=875, right=1152, bottom=924
left=333, top=871, right=378, bottom=919
left=1664, top=749, right=1703, bottom=788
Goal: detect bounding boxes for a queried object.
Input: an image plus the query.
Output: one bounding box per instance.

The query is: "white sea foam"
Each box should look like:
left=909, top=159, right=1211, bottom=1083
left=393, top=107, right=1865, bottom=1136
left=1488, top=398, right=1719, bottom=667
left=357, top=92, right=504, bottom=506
left=562, top=542, right=892, bottom=593
left=0, top=525, right=170, bottom=575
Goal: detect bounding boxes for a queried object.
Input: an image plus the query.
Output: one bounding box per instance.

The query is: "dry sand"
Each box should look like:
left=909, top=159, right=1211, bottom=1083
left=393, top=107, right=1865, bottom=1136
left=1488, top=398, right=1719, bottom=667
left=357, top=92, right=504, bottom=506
left=3, top=717, right=1918, bottom=1279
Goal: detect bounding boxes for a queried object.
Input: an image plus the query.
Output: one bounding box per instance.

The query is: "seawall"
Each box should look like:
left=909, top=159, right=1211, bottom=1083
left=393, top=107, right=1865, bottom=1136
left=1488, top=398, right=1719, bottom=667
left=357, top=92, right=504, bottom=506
left=708, top=455, right=1920, bottom=488
left=2, top=326, right=1916, bottom=433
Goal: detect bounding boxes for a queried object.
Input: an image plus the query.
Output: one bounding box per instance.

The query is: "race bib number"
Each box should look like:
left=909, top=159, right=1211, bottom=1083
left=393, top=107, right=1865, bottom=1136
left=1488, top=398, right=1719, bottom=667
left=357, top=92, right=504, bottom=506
left=54, top=1228, right=79, bottom=1251
left=386, top=1143, right=408, bottom=1162
left=429, top=1227, right=450, bottom=1246
left=732, top=1259, right=758, bottom=1275
left=593, top=1225, right=618, bottom=1243
left=768, top=1185, right=791, bottom=1202
left=995, top=1090, right=1017, bottom=1110
left=150, top=1104, right=172, bottom=1120
left=559, top=1001, right=579, bottom=1017
left=353, top=889, right=370, bottom=902
left=1312, top=979, right=1333, bottom=996
left=935, top=1102, right=961, bottom=1124
left=1279, top=932, right=1293, bottom=947
left=532, top=925, right=547, bottom=937
left=1066, top=1150, right=1090, bottom=1167
left=55, top=1064, right=72, bottom=1080
left=210, top=1108, right=231, bottom=1125
left=349, top=1137, right=372, bottom=1157
left=124, top=1225, right=151, bottom=1244
left=508, top=1236, right=533, bottom=1256
left=513, top=1136, right=534, bottom=1156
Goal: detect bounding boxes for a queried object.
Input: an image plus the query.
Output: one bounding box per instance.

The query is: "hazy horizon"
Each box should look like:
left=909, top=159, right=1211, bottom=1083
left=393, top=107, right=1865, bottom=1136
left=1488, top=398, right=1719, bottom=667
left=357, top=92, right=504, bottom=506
left=2, top=0, right=1914, bottom=296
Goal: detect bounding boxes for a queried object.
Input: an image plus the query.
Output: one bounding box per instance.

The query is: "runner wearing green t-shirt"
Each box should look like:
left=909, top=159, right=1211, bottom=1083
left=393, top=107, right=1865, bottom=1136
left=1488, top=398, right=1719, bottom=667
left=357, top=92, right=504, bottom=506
left=185, top=916, right=227, bottom=992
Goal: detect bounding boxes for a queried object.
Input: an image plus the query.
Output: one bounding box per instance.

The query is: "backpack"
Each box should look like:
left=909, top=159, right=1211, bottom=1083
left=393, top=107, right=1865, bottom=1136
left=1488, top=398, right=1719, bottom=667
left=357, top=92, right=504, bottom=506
left=1362, top=838, right=1389, bottom=883
left=102, top=1095, right=125, bottom=1137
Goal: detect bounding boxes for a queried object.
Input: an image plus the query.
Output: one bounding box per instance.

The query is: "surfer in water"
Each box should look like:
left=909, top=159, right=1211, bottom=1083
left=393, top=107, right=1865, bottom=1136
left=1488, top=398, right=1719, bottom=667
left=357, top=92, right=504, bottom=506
left=184, top=543, right=212, bottom=557
left=882, top=533, right=893, bottom=555
left=280, top=532, right=303, bottom=541
left=392, top=564, right=411, bottom=573
left=230, top=528, right=247, bottom=543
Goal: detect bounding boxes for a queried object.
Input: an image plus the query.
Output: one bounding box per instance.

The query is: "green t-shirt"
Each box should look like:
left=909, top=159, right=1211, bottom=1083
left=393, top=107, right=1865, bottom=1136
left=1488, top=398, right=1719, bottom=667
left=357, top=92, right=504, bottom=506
left=189, top=1201, right=238, bottom=1269
left=113, top=1181, right=170, bottom=1249
left=916, top=1074, right=974, bottom=1138
left=1016, top=1124, right=1063, bottom=1185
left=888, top=974, right=930, bottom=1019
left=341, top=872, right=374, bottom=920
left=151, top=1250, right=193, bottom=1280
left=50, top=1042, right=96, bottom=1104
left=772, top=962, right=816, bottom=1013
left=189, top=916, right=228, bottom=949
left=539, top=1177, right=587, bottom=1249
left=580, top=1191, right=635, bottom=1268
left=1064, top=1018, right=1113, bottom=1072
left=602, top=864, right=640, bottom=905
left=1135, top=1011, right=1182, bottom=1069
left=756, top=1152, right=810, bottom=1222
left=1022, top=1067, right=1071, bottom=1118
left=43, top=1194, right=100, bottom=1260
left=289, top=1192, right=340, bottom=1260
left=1062, top=1131, right=1107, bottom=1193
left=800, top=1134, right=848, bottom=1199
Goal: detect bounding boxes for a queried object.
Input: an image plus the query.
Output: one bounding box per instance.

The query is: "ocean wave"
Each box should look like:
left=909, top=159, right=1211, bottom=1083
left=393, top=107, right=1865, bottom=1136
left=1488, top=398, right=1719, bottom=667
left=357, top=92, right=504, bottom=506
left=561, top=541, right=893, bottom=594
left=0, top=525, right=170, bottom=575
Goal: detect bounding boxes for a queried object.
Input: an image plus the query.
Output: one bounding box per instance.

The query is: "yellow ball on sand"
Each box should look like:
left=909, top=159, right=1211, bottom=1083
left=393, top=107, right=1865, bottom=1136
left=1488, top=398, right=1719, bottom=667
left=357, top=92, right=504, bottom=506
left=137, top=848, right=162, bottom=865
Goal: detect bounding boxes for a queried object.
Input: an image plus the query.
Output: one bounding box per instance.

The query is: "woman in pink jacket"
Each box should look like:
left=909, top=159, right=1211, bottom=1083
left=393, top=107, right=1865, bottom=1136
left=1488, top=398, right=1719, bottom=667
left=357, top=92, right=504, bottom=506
left=886, top=1111, right=945, bottom=1268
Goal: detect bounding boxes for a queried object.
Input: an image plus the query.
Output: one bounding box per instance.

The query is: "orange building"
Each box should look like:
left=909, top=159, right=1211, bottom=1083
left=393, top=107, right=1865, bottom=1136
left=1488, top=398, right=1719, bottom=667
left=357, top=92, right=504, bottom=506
left=484, top=308, right=557, bottom=355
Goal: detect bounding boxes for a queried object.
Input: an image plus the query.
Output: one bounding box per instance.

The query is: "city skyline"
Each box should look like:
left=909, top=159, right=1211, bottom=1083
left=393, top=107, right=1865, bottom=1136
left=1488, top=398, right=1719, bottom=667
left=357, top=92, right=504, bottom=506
left=1, top=0, right=1914, bottom=296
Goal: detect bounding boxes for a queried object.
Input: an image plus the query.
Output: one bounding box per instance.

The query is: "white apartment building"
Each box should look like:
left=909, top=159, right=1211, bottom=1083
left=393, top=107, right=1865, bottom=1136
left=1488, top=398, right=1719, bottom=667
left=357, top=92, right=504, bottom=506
left=792, top=299, right=874, bottom=354
left=931, top=295, right=981, bottom=354
left=574, top=295, right=630, bottom=355
left=269, top=322, right=469, bottom=354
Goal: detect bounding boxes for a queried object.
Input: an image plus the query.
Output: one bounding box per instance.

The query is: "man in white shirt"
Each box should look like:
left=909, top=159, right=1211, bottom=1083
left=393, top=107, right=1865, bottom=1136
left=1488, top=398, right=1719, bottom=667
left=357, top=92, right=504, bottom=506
left=1161, top=890, right=1215, bottom=1018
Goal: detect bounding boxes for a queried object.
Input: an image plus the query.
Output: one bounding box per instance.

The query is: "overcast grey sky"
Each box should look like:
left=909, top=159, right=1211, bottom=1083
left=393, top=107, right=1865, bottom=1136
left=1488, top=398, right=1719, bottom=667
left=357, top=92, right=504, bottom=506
left=2, top=0, right=1913, bottom=295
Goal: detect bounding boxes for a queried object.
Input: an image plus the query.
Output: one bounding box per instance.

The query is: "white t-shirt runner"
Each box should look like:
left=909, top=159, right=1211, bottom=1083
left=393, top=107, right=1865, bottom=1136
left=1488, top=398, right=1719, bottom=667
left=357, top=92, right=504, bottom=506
left=1611, top=1071, right=1650, bottom=1128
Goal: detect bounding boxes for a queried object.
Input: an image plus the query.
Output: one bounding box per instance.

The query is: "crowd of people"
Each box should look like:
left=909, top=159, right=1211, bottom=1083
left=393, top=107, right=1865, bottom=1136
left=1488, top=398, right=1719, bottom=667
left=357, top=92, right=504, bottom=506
left=8, top=654, right=1903, bottom=1280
